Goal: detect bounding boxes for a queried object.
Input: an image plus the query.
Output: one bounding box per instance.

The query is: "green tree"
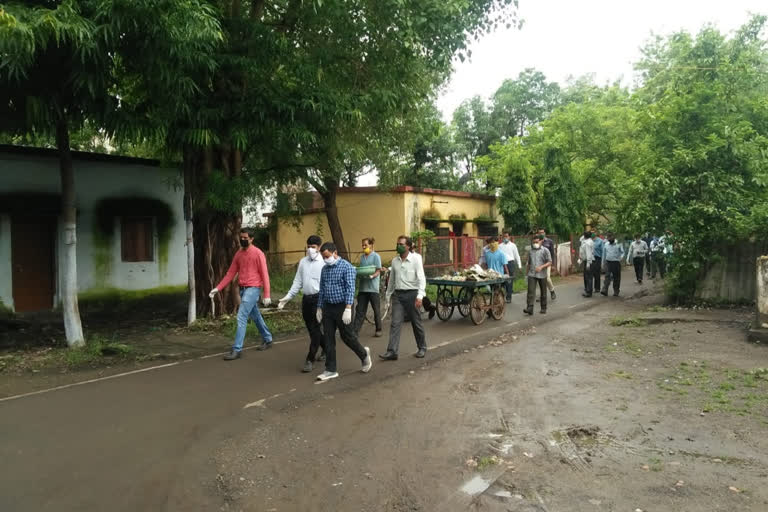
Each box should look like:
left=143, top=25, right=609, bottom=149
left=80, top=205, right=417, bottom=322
left=490, top=68, right=561, bottom=138
left=0, top=1, right=221, bottom=342
left=452, top=95, right=497, bottom=185
left=477, top=141, right=536, bottom=233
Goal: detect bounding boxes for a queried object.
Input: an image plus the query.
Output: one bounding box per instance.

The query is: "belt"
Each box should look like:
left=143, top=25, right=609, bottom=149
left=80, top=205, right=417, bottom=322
left=303, top=293, right=319, bottom=298
left=395, top=289, right=417, bottom=293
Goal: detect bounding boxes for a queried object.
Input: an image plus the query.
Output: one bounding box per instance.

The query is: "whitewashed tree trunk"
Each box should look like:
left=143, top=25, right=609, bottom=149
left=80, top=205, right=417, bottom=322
left=57, top=120, right=85, bottom=348
left=186, top=217, right=196, bottom=325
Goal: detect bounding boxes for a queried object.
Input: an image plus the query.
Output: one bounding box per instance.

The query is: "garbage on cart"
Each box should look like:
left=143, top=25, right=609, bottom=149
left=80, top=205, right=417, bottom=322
left=439, top=264, right=505, bottom=282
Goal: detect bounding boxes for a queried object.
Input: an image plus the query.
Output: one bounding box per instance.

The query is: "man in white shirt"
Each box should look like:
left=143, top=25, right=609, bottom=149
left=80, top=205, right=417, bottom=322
left=579, top=231, right=595, bottom=297
left=380, top=235, right=428, bottom=360
left=278, top=235, right=326, bottom=372
left=499, top=231, right=522, bottom=303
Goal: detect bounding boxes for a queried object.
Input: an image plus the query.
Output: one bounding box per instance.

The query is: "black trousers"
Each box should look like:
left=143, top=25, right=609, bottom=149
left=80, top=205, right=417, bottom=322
left=301, top=294, right=324, bottom=362
left=592, top=257, right=602, bottom=292
left=602, top=261, right=621, bottom=294
left=644, top=253, right=651, bottom=276
left=651, top=253, right=666, bottom=278
left=322, top=302, right=367, bottom=373
left=505, top=262, right=517, bottom=299
left=583, top=261, right=593, bottom=295
left=527, top=277, right=547, bottom=310
left=633, top=257, right=645, bottom=282
left=353, top=291, right=382, bottom=333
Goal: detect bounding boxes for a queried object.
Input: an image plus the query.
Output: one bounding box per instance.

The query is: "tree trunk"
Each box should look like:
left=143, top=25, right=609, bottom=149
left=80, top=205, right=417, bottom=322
left=183, top=157, right=196, bottom=325
left=186, top=146, right=243, bottom=316
left=321, top=186, right=348, bottom=260
left=56, top=119, right=85, bottom=348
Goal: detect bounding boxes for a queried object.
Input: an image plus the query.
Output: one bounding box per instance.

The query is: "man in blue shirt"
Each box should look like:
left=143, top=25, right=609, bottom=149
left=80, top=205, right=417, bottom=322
left=316, top=242, right=372, bottom=381
left=353, top=237, right=383, bottom=337
left=591, top=229, right=604, bottom=293
left=600, top=233, right=625, bottom=297
left=484, top=237, right=508, bottom=275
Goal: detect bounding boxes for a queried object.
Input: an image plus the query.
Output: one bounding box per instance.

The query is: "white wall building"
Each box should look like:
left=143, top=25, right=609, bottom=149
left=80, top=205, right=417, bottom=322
left=0, top=145, right=187, bottom=312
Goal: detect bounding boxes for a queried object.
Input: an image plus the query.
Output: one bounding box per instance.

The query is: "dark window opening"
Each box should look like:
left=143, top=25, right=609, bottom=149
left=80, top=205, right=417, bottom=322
left=121, top=217, right=154, bottom=262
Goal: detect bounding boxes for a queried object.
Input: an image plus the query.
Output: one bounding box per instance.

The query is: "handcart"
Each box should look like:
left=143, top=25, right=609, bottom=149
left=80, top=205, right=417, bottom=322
left=426, top=277, right=510, bottom=325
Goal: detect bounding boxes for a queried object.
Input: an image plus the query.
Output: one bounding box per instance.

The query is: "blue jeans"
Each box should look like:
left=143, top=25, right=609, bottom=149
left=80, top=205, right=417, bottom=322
left=233, top=287, right=272, bottom=352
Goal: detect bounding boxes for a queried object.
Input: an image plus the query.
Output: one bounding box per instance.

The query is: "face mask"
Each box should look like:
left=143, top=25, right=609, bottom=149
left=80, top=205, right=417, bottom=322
left=307, top=248, right=318, bottom=259
left=364, top=247, right=372, bottom=255
left=324, top=256, right=337, bottom=265
left=503, top=238, right=509, bottom=243
left=396, top=244, right=407, bottom=255
left=239, top=239, right=249, bottom=248
left=532, top=243, right=541, bottom=249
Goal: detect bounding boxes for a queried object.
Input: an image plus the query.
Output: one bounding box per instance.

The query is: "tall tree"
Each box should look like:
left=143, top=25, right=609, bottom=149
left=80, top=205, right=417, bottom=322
left=490, top=68, right=561, bottom=138
left=452, top=95, right=497, bottom=186
left=0, top=1, right=222, bottom=338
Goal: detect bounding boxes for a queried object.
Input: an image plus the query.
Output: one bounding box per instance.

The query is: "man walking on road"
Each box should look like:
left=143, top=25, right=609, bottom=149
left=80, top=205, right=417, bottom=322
left=537, top=228, right=557, bottom=301
left=642, top=232, right=654, bottom=277
left=600, top=233, right=625, bottom=297
left=484, top=237, right=508, bottom=275
left=579, top=231, right=595, bottom=297
left=626, top=234, right=649, bottom=284
left=277, top=235, right=326, bottom=372
left=650, top=235, right=666, bottom=279
left=591, top=229, right=604, bottom=293
left=500, top=231, right=521, bottom=302
left=353, top=237, right=384, bottom=338
left=380, top=235, right=428, bottom=361
left=315, top=242, right=372, bottom=382
left=524, top=234, right=552, bottom=315
left=209, top=227, right=273, bottom=360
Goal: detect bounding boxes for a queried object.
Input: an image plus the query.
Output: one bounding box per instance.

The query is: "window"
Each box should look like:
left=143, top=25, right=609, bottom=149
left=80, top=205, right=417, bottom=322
left=477, top=223, right=498, bottom=237
left=121, top=217, right=154, bottom=262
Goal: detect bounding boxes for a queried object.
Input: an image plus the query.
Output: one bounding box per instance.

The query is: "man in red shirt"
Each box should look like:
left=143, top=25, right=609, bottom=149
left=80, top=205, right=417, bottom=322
left=209, top=227, right=273, bottom=360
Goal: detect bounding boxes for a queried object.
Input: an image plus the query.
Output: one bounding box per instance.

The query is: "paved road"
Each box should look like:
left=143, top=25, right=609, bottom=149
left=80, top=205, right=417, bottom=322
left=0, top=269, right=643, bottom=511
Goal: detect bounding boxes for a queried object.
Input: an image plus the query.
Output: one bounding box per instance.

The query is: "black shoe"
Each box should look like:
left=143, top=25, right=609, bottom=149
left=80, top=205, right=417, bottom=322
left=256, top=342, right=272, bottom=351
left=540, top=309, right=547, bottom=314
left=582, top=293, right=592, bottom=297
left=523, top=307, right=533, bottom=315
left=223, top=350, right=242, bottom=361
left=415, top=348, right=427, bottom=358
left=550, top=291, right=556, bottom=300
left=600, top=290, right=608, bottom=296
left=613, top=292, right=620, bottom=297
left=378, top=351, right=398, bottom=361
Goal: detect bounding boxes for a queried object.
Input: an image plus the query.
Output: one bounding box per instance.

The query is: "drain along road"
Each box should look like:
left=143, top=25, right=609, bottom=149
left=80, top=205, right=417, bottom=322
left=2, top=270, right=767, bottom=512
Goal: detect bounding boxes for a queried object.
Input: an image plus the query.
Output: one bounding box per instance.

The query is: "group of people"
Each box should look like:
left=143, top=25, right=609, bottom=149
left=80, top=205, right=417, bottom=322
left=208, top=228, right=428, bottom=382
left=578, top=229, right=675, bottom=297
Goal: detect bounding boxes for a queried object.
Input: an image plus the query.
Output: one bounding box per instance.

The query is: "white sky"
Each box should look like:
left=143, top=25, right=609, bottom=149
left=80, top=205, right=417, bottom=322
left=361, top=0, right=766, bottom=186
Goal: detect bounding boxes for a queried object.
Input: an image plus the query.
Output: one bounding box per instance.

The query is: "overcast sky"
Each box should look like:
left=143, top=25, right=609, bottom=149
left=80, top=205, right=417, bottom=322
left=436, top=0, right=767, bottom=119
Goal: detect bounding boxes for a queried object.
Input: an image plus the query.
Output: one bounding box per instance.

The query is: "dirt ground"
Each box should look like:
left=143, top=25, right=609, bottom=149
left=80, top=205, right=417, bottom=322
left=179, top=293, right=767, bottom=512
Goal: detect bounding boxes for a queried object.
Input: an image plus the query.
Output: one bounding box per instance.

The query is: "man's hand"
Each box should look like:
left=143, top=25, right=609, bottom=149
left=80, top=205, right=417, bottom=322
left=342, top=307, right=352, bottom=325
left=415, top=298, right=423, bottom=309
left=316, top=309, right=323, bottom=323
left=535, top=265, right=543, bottom=273
left=208, top=288, right=219, bottom=299
left=277, top=298, right=288, bottom=310
left=262, top=297, right=271, bottom=307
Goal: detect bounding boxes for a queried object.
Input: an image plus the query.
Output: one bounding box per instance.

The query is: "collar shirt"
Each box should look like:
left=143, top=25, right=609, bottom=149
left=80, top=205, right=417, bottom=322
left=318, top=258, right=357, bottom=308
left=627, top=240, right=649, bottom=261
left=527, top=246, right=552, bottom=279
left=386, top=251, right=427, bottom=300
left=603, top=241, right=625, bottom=262
left=593, top=237, right=604, bottom=258
left=579, top=238, right=594, bottom=263
left=499, top=240, right=522, bottom=267
left=283, top=254, right=325, bottom=301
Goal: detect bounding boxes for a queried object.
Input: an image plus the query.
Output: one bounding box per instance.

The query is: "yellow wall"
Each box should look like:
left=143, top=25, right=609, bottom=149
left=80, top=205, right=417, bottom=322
left=271, top=189, right=497, bottom=268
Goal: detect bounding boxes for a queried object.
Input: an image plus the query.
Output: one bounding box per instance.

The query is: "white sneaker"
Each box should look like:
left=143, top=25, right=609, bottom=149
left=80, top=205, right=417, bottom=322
left=361, top=347, right=372, bottom=373
left=316, top=371, right=339, bottom=381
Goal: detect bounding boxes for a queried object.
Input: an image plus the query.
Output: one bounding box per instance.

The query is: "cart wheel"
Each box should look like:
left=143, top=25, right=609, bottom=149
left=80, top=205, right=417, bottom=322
left=457, top=287, right=471, bottom=317
left=436, top=288, right=454, bottom=321
left=469, top=292, right=487, bottom=325
left=490, top=288, right=505, bottom=320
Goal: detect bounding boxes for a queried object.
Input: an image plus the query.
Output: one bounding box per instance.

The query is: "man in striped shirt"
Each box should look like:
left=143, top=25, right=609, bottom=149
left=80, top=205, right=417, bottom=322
left=315, top=242, right=372, bottom=381
left=209, top=227, right=272, bottom=360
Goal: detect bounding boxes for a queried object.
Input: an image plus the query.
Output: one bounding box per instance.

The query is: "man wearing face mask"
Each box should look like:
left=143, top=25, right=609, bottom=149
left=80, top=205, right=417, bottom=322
left=353, top=237, right=384, bottom=337
left=484, top=236, right=508, bottom=275
left=380, top=235, right=428, bottom=360
left=524, top=234, right=552, bottom=315
left=315, top=242, right=372, bottom=381
left=209, top=227, right=272, bottom=360
left=626, top=234, right=649, bottom=284
left=537, top=228, right=557, bottom=301
left=499, top=232, right=521, bottom=303
left=277, top=235, right=326, bottom=372
left=600, top=232, right=625, bottom=296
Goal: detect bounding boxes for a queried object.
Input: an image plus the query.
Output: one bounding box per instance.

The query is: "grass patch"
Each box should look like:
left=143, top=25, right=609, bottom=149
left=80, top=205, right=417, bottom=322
left=63, top=336, right=135, bottom=368
left=604, top=335, right=646, bottom=357
left=607, top=370, right=633, bottom=379
left=476, top=455, right=500, bottom=470
left=648, top=457, right=664, bottom=472
left=645, top=305, right=668, bottom=313
left=609, top=315, right=647, bottom=327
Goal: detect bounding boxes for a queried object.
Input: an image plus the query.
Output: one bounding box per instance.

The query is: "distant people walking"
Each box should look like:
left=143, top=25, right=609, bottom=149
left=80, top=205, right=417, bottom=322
left=600, top=233, right=625, bottom=297
left=524, top=234, right=553, bottom=315
left=537, top=228, right=557, bottom=301
left=650, top=235, right=666, bottom=279
left=591, top=230, right=604, bottom=293
left=278, top=235, right=325, bottom=372
left=500, top=231, right=522, bottom=303
left=642, top=232, right=653, bottom=277
left=209, top=227, right=272, bottom=360
left=626, top=234, right=649, bottom=284
left=315, top=243, right=372, bottom=381
left=579, top=231, right=595, bottom=297
left=352, top=237, right=383, bottom=338
left=380, top=235, right=428, bottom=361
